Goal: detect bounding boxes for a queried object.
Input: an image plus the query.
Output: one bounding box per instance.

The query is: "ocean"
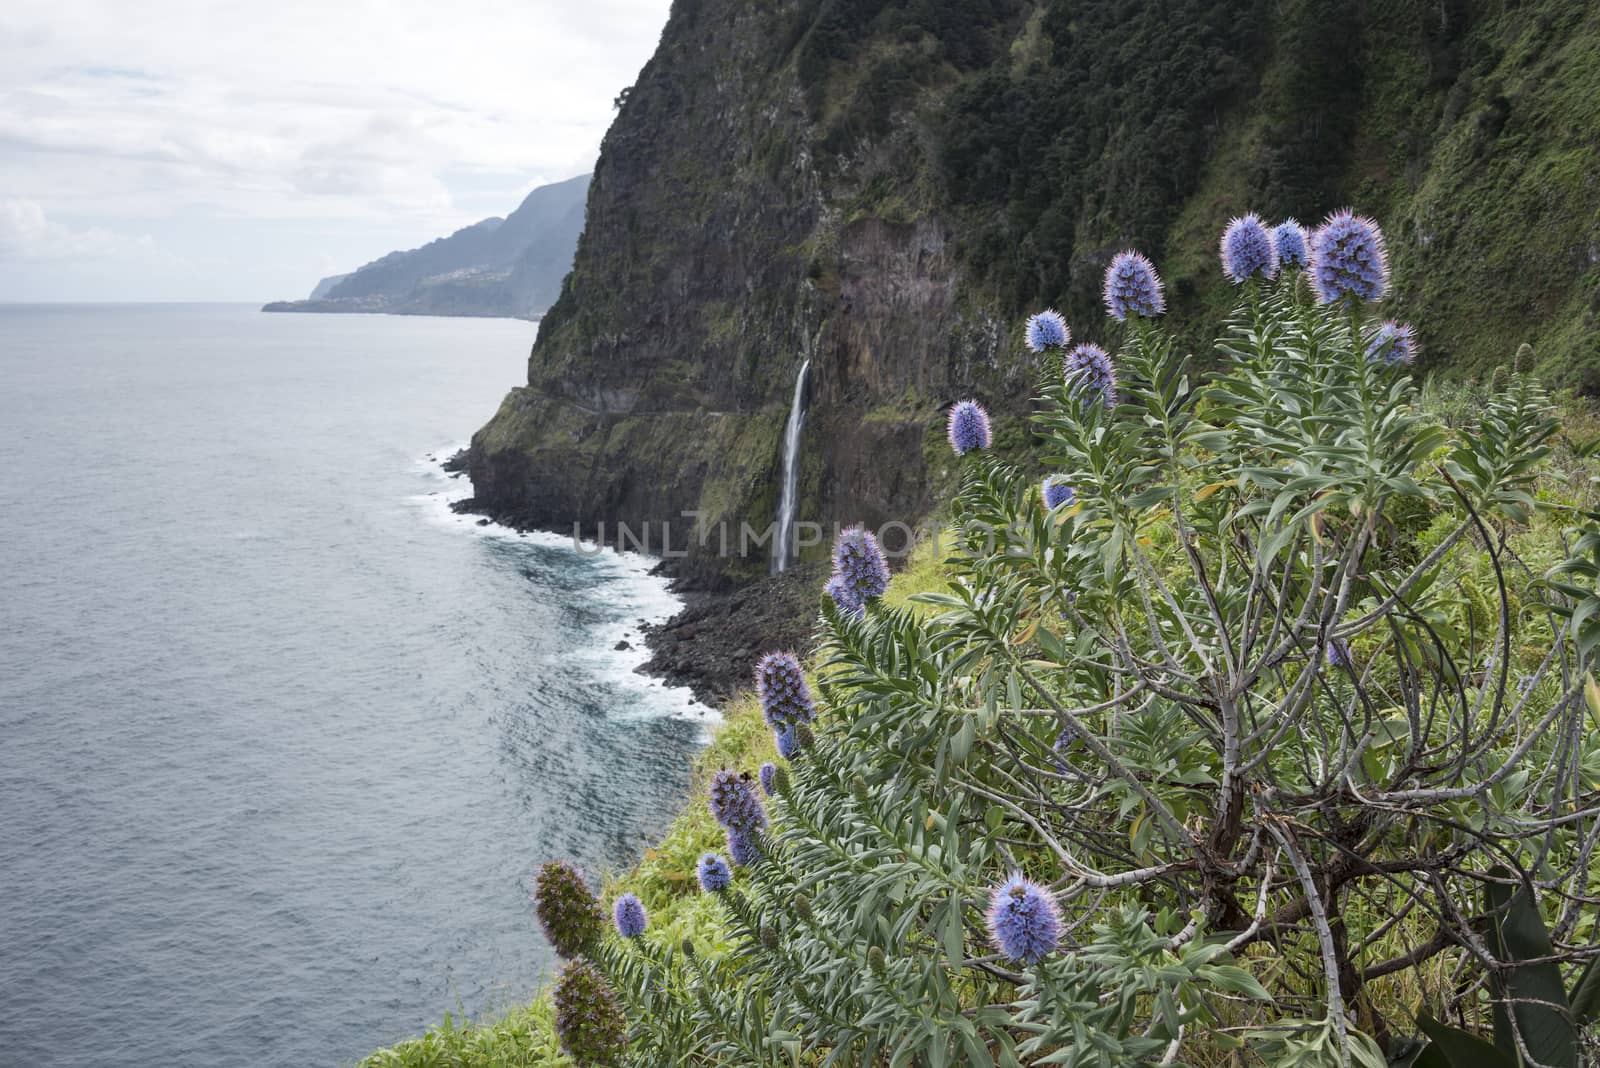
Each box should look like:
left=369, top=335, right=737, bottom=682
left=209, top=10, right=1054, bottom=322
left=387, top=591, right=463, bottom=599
left=0, top=304, right=712, bottom=1067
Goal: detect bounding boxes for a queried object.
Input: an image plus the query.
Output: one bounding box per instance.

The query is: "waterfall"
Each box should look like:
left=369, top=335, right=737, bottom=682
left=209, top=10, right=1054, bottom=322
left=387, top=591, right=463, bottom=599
left=772, top=359, right=811, bottom=574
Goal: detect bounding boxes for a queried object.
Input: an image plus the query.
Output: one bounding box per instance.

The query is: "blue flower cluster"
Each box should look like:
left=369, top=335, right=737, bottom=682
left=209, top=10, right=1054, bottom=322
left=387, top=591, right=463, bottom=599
left=1273, top=219, right=1309, bottom=269
left=756, top=650, right=816, bottom=732
left=612, top=893, right=647, bottom=939
left=726, top=830, right=762, bottom=867
left=1326, top=637, right=1353, bottom=668
left=1220, top=213, right=1278, bottom=283
left=1309, top=209, right=1389, bottom=304
left=1051, top=725, right=1079, bottom=773
left=708, top=768, right=767, bottom=870
left=1102, top=251, right=1166, bottom=321
left=708, top=769, right=767, bottom=834
left=1064, top=343, right=1117, bottom=408
left=985, top=874, right=1063, bottom=964
left=697, top=852, right=732, bottom=892
left=1042, top=476, right=1076, bottom=510
left=827, top=525, right=890, bottom=617
left=1024, top=309, right=1070, bottom=353
left=759, top=761, right=778, bottom=796
left=1366, top=320, right=1418, bottom=366
left=947, top=399, right=992, bottom=456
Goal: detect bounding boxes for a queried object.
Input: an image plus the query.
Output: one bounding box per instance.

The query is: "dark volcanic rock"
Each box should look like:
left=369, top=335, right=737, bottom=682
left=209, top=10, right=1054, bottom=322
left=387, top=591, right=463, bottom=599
left=462, top=1, right=1021, bottom=591
left=640, top=562, right=827, bottom=706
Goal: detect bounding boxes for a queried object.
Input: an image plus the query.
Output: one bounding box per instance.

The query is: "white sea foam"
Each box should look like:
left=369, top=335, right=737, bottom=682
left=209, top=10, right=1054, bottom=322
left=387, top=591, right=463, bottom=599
left=409, top=444, right=717, bottom=729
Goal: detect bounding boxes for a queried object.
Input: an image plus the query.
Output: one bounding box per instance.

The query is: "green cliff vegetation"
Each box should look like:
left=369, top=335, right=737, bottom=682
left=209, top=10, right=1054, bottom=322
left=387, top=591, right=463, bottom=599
left=467, top=0, right=1599, bottom=587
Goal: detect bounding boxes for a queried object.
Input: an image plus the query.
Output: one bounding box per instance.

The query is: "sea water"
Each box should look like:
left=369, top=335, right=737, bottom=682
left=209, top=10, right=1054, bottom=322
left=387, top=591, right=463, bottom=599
left=0, top=304, right=711, bottom=1067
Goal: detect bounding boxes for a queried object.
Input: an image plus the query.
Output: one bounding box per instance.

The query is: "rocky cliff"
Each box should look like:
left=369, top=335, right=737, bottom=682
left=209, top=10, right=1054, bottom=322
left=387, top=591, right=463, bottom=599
left=264, top=174, right=590, bottom=319
left=466, top=0, right=1600, bottom=587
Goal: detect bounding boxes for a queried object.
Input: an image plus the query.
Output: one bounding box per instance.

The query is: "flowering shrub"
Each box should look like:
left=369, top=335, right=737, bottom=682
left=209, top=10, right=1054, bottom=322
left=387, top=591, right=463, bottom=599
left=533, top=861, right=604, bottom=959
left=551, top=959, right=627, bottom=1066
left=1041, top=475, right=1075, bottom=510
left=1273, top=218, right=1309, bottom=270
left=824, top=526, right=890, bottom=618
left=1024, top=308, right=1069, bottom=353
left=947, top=398, right=993, bottom=455
left=1220, top=212, right=1278, bottom=283
left=1062, top=342, right=1117, bottom=408
left=754, top=651, right=815, bottom=733
left=610, top=894, right=646, bottom=939
left=539, top=211, right=1600, bottom=1066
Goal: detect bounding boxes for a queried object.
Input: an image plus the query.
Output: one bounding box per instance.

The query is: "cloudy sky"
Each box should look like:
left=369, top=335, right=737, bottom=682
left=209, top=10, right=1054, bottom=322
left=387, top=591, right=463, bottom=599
left=0, top=0, right=672, bottom=301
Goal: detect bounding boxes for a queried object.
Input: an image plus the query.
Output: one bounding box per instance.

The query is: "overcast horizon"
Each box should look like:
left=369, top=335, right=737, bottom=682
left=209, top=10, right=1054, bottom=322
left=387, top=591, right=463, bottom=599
left=0, top=0, right=672, bottom=303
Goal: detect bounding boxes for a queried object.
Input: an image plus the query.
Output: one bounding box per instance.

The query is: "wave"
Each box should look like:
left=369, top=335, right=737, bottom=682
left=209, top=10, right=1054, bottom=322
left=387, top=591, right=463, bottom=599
left=409, top=444, right=717, bottom=730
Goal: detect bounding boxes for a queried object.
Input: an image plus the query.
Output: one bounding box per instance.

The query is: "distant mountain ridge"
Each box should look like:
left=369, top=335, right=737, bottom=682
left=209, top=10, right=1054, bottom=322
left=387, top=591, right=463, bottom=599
left=263, top=173, right=590, bottom=319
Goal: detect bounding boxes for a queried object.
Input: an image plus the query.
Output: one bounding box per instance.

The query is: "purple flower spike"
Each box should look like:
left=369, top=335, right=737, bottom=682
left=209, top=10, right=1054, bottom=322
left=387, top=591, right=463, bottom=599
left=1220, top=213, right=1278, bottom=284
left=759, top=761, right=777, bottom=796
left=1051, top=726, right=1079, bottom=773
left=552, top=959, right=628, bottom=1065
left=1326, top=638, right=1352, bottom=668
left=1063, top=343, right=1117, bottom=408
left=1366, top=320, right=1418, bottom=366
left=756, top=651, right=816, bottom=732
left=534, top=860, right=605, bottom=958
left=827, top=525, right=891, bottom=620
left=727, top=828, right=762, bottom=867
left=1042, top=476, right=1076, bottom=510
left=1309, top=210, right=1390, bottom=305
left=1103, top=250, right=1166, bottom=321
left=947, top=399, right=992, bottom=456
left=1273, top=219, right=1309, bottom=270
left=986, top=873, right=1063, bottom=964
left=697, top=852, right=732, bottom=892
left=708, top=769, right=767, bottom=833
left=775, top=727, right=799, bottom=759
left=1025, top=309, right=1070, bottom=353
left=612, top=893, right=647, bottom=938
left=824, top=573, right=857, bottom=617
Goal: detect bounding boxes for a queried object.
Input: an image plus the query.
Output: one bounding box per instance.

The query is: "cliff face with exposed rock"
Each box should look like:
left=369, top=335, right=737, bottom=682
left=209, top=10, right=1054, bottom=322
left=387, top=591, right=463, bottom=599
left=465, top=0, right=1600, bottom=587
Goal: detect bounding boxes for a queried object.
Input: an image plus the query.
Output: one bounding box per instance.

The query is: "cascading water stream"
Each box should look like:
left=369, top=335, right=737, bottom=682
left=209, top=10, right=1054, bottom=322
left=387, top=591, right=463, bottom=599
left=772, top=359, right=811, bottom=574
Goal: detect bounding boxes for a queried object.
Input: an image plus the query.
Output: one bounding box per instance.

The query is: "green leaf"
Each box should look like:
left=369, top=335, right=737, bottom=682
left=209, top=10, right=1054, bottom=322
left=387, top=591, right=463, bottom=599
left=1414, top=1013, right=1515, bottom=1068
left=1483, top=867, right=1577, bottom=1066
left=941, top=892, right=964, bottom=966
left=1568, top=955, right=1600, bottom=1025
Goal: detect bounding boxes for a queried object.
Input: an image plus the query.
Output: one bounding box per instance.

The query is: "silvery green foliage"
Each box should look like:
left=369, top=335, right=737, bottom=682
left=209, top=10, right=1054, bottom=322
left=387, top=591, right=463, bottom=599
left=580, top=265, right=1600, bottom=1066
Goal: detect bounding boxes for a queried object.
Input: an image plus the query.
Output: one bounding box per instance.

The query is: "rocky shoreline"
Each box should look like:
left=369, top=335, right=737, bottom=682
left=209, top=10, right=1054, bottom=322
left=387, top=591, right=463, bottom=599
left=446, top=452, right=823, bottom=707
left=636, top=560, right=826, bottom=705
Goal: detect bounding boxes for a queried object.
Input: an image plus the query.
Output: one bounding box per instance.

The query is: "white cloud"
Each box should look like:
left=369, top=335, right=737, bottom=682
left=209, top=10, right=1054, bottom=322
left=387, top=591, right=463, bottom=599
left=0, top=197, right=156, bottom=261
left=0, top=0, right=672, bottom=298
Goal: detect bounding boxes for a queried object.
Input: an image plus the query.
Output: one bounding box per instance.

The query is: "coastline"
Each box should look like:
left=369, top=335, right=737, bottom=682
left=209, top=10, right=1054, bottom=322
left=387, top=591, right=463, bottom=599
left=441, top=450, right=823, bottom=707
left=262, top=301, right=539, bottom=322
left=419, top=446, right=717, bottom=722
